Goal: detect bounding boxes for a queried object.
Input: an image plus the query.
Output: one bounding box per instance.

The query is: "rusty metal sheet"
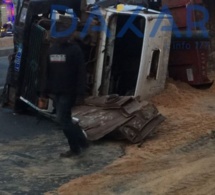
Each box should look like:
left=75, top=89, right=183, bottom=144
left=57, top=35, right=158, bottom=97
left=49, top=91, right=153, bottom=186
left=119, top=113, right=165, bottom=144
left=84, top=95, right=132, bottom=108
left=118, top=103, right=164, bottom=144
left=73, top=96, right=165, bottom=143
left=73, top=105, right=133, bottom=141
left=121, top=98, right=144, bottom=116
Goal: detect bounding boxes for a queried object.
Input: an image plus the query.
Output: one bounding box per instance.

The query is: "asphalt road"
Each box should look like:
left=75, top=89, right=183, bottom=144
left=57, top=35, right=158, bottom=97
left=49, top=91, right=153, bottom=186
left=0, top=108, right=124, bottom=194
left=0, top=66, right=124, bottom=194
left=0, top=56, right=9, bottom=90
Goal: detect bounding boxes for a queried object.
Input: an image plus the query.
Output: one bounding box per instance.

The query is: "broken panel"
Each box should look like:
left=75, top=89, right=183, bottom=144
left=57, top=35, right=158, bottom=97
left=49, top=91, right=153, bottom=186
left=73, top=96, right=165, bottom=143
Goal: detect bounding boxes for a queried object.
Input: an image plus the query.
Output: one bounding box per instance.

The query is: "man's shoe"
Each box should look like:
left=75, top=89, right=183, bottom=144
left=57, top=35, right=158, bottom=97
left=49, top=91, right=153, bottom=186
left=60, top=150, right=81, bottom=158
left=80, top=141, right=89, bottom=149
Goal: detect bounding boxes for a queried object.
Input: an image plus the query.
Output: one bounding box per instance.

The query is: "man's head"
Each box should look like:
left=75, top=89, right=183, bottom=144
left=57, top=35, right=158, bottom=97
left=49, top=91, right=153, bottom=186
left=51, top=15, right=80, bottom=41
left=49, top=17, right=90, bottom=45
left=50, top=20, right=71, bottom=43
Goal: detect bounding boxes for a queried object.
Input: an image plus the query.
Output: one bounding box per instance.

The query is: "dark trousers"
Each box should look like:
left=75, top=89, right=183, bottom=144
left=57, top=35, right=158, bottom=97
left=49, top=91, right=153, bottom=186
left=55, top=94, right=88, bottom=154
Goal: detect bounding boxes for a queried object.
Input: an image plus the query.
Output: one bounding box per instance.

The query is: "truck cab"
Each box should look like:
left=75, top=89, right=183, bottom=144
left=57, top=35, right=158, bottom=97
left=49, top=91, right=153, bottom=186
left=3, top=0, right=172, bottom=111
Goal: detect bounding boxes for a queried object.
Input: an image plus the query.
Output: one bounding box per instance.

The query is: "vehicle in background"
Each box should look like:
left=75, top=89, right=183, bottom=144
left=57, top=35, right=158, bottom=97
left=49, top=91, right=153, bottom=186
left=0, top=22, right=14, bottom=37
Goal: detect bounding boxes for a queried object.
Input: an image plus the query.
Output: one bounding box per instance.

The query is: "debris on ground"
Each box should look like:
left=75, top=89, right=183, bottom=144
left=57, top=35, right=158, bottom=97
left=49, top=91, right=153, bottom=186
left=73, top=95, right=165, bottom=143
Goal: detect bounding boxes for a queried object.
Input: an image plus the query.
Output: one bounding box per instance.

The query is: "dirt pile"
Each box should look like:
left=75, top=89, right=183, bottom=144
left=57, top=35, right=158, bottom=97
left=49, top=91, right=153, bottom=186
left=48, top=76, right=215, bottom=195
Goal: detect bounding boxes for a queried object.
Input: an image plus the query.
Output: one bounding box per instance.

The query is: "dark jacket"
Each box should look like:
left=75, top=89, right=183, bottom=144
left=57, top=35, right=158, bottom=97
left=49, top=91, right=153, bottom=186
left=46, top=42, right=86, bottom=97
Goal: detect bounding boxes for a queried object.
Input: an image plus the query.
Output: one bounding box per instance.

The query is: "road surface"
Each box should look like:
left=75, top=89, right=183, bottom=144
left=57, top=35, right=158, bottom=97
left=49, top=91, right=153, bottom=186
left=0, top=56, right=9, bottom=90
left=0, top=108, right=124, bottom=194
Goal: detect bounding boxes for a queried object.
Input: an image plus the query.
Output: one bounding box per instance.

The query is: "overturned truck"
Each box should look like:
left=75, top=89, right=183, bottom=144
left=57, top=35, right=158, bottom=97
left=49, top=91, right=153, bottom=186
left=1, top=0, right=172, bottom=143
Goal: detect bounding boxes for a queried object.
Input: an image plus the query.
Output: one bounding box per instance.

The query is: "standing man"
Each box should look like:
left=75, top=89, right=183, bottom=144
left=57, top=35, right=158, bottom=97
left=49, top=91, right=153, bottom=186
left=46, top=22, right=88, bottom=157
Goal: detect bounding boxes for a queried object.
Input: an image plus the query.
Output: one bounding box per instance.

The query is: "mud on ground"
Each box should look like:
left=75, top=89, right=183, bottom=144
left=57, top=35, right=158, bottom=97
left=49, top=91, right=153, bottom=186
left=49, top=73, right=215, bottom=195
